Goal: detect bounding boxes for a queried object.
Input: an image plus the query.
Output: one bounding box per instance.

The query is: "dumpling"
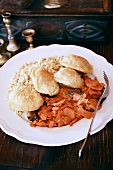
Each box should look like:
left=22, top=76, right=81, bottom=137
left=60, top=54, right=93, bottom=73
left=7, top=85, right=44, bottom=111
left=31, top=67, right=59, bottom=96
left=54, top=67, right=84, bottom=88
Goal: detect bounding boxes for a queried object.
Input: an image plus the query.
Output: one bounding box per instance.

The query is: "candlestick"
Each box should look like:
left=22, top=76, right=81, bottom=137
left=2, top=12, right=20, bottom=52
left=22, top=29, right=35, bottom=50
left=0, top=39, right=8, bottom=65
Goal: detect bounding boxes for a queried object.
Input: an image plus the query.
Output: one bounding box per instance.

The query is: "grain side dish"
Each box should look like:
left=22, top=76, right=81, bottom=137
left=7, top=54, right=105, bottom=128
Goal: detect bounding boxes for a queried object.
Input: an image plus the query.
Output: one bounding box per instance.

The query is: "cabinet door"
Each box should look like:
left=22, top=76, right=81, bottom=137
left=65, top=19, right=110, bottom=42
left=0, top=16, right=111, bottom=44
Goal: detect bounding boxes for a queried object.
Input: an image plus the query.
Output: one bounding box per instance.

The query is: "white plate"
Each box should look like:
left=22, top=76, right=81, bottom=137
left=0, top=44, right=113, bottom=146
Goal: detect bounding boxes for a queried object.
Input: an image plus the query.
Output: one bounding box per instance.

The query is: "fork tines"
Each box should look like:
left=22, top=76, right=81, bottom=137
left=103, top=71, right=109, bottom=86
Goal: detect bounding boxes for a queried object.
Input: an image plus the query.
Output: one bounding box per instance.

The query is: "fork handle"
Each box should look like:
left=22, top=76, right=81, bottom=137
left=78, top=88, right=106, bottom=159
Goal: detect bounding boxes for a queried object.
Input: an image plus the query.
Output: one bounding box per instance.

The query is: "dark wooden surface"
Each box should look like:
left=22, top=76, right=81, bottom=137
left=0, top=0, right=112, bottom=15
left=0, top=0, right=112, bottom=44
left=0, top=39, right=113, bottom=170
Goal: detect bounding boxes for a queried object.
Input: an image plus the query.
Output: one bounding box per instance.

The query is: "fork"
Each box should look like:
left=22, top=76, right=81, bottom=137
left=79, top=71, right=110, bottom=159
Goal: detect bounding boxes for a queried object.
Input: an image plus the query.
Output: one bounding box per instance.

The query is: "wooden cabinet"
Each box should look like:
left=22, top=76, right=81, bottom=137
left=0, top=0, right=112, bottom=45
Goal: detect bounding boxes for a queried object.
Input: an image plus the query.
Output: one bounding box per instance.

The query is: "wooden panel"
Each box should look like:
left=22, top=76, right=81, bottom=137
left=0, top=0, right=112, bottom=44
left=0, top=0, right=112, bottom=15
left=0, top=16, right=111, bottom=43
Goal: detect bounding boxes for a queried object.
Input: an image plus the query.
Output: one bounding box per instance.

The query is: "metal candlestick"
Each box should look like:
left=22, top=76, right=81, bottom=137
left=43, top=0, right=68, bottom=9
left=2, top=12, right=20, bottom=52
left=0, top=39, right=8, bottom=65
left=22, top=29, right=35, bottom=50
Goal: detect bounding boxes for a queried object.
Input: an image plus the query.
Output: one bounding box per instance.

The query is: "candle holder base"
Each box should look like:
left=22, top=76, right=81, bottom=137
left=43, top=0, right=68, bottom=9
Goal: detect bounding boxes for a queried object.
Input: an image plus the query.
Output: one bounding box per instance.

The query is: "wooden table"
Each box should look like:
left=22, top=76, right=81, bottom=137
left=0, top=40, right=113, bottom=170
left=0, top=1, right=113, bottom=169
left=0, top=0, right=112, bottom=44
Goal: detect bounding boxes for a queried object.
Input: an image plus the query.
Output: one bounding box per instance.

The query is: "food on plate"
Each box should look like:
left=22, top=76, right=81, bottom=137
left=54, top=67, right=84, bottom=88
left=31, top=67, right=59, bottom=96
left=60, top=54, right=93, bottom=73
left=39, top=56, right=61, bottom=74
left=7, top=85, right=44, bottom=111
left=29, top=76, right=105, bottom=128
left=9, top=61, right=39, bottom=89
left=7, top=54, right=105, bottom=128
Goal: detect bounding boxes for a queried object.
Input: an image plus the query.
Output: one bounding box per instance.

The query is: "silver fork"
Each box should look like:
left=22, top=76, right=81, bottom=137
left=79, top=71, right=110, bottom=159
